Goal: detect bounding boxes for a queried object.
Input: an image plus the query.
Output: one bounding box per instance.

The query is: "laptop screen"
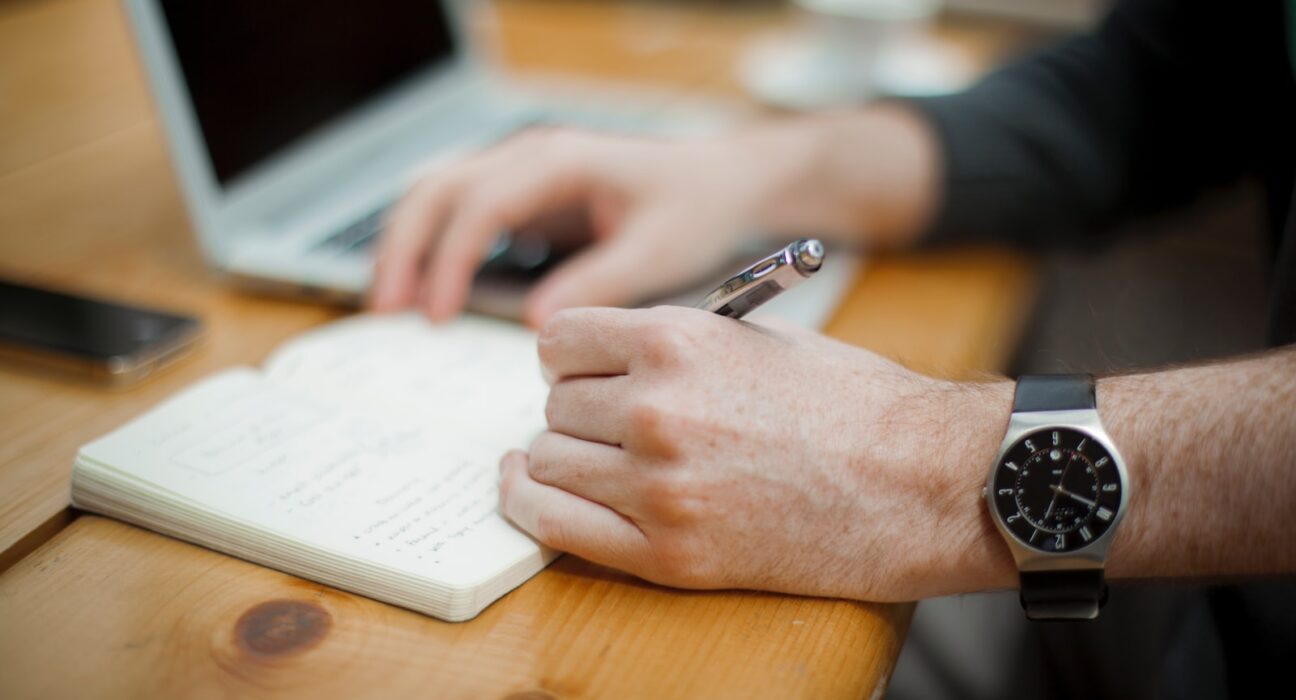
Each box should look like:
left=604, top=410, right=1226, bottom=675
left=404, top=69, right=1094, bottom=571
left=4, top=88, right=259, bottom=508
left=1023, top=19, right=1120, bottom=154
left=158, top=0, right=457, bottom=187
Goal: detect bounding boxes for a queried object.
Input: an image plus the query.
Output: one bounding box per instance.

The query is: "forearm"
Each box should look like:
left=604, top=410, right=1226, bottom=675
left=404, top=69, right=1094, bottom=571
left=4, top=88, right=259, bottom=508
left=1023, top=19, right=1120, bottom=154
left=1101, top=348, right=1296, bottom=580
left=945, top=348, right=1296, bottom=594
left=721, top=104, right=942, bottom=249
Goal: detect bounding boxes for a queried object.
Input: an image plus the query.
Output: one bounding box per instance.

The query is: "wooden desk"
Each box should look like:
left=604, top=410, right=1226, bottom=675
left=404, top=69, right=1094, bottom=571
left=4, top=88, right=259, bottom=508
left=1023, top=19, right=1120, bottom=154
left=0, top=0, right=1036, bottom=697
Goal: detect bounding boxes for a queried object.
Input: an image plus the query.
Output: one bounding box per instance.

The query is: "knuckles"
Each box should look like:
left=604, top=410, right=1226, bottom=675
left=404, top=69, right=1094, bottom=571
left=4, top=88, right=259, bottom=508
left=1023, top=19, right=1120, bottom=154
left=635, top=307, right=705, bottom=369
left=509, top=127, right=594, bottom=170
left=535, top=310, right=576, bottom=371
left=528, top=507, right=570, bottom=551
left=542, top=391, right=562, bottom=429
left=638, top=323, right=692, bottom=369
left=524, top=432, right=560, bottom=480
left=638, top=470, right=706, bottom=525
left=625, top=395, right=690, bottom=458
left=538, top=307, right=579, bottom=342
left=537, top=306, right=718, bottom=376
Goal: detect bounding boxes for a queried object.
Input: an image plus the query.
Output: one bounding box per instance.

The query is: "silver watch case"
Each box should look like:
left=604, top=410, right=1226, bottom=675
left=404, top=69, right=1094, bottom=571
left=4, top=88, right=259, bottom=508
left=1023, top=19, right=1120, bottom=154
left=983, top=408, right=1131, bottom=573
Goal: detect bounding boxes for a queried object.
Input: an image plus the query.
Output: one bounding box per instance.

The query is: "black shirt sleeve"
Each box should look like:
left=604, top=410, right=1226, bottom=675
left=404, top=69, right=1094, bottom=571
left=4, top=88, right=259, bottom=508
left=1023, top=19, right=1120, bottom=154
left=909, top=0, right=1282, bottom=248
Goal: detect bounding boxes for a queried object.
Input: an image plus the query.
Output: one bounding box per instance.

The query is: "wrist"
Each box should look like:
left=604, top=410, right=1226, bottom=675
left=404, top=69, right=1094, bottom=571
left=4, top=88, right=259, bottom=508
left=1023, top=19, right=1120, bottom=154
left=712, top=120, right=833, bottom=235
left=919, top=378, right=1019, bottom=596
left=1094, top=374, right=1151, bottom=580
left=722, top=106, right=940, bottom=248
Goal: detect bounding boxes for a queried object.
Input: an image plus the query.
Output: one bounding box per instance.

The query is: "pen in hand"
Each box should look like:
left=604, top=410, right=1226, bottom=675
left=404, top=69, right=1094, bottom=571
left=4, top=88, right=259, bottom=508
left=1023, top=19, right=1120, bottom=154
left=694, top=239, right=825, bottom=319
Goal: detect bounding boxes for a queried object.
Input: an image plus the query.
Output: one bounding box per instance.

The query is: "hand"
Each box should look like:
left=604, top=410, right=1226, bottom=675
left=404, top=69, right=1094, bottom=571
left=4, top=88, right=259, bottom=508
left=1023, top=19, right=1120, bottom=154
left=370, top=106, right=940, bottom=327
left=371, top=127, right=789, bottom=326
left=498, top=305, right=1017, bottom=601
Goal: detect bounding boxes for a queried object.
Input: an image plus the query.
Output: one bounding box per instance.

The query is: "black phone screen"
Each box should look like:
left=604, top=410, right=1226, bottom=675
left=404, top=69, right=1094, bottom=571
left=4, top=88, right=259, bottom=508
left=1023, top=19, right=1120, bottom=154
left=0, top=280, right=200, bottom=361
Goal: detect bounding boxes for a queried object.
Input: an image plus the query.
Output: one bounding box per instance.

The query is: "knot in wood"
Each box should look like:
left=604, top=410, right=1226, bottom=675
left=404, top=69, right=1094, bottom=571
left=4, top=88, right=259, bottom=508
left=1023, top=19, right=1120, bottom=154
left=234, top=599, right=332, bottom=657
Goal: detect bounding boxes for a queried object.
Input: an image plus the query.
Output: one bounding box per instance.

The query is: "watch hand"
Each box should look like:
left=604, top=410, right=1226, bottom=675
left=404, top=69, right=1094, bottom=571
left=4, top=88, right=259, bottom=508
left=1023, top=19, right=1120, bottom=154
left=1039, top=452, right=1076, bottom=525
left=1049, top=483, right=1097, bottom=508
left=1041, top=497, right=1059, bottom=526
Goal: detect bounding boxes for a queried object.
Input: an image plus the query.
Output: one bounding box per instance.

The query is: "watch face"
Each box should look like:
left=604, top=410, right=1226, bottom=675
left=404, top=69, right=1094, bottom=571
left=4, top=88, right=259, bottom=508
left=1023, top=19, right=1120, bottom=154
left=990, top=427, right=1122, bottom=553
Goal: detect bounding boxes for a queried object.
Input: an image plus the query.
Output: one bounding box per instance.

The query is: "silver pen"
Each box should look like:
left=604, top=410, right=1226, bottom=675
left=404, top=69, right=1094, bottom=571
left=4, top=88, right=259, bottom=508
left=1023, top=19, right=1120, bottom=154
left=694, top=239, right=825, bottom=319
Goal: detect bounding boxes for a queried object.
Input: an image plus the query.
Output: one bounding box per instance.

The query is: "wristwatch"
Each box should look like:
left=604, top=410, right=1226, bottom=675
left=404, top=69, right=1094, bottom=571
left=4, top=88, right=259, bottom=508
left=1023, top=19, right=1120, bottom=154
left=983, top=374, right=1130, bottom=621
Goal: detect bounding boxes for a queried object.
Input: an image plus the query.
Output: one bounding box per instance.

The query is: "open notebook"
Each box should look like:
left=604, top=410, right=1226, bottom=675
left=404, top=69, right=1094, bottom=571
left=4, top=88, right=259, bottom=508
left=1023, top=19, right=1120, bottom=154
left=70, top=252, right=859, bottom=622
left=72, top=314, right=554, bottom=621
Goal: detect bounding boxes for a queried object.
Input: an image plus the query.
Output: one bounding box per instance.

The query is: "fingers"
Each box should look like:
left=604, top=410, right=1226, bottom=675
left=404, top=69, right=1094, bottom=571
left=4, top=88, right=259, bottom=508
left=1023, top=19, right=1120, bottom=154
left=372, top=127, right=618, bottom=319
left=536, top=306, right=643, bottom=382
left=545, top=376, right=632, bottom=446
left=498, top=450, right=648, bottom=570
left=526, top=431, right=636, bottom=508
left=372, top=171, right=464, bottom=310
left=418, top=154, right=598, bottom=320
left=522, top=210, right=670, bottom=326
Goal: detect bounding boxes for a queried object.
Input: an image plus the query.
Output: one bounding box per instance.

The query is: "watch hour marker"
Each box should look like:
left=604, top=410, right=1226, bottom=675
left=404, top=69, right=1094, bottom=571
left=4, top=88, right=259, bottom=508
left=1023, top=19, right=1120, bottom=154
left=1052, top=431, right=1060, bottom=446
left=1005, top=461, right=1018, bottom=472
left=1025, top=439, right=1036, bottom=452
left=1095, top=456, right=1110, bottom=468
left=1096, top=507, right=1113, bottom=521
left=1103, top=483, right=1118, bottom=492
left=1054, top=534, right=1066, bottom=549
left=1080, top=526, right=1093, bottom=542
left=1077, top=438, right=1087, bottom=451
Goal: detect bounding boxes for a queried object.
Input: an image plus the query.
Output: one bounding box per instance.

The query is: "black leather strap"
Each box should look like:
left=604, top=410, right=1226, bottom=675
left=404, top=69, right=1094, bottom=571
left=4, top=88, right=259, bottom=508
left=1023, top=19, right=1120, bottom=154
left=1012, top=374, right=1096, bottom=413
left=1019, top=570, right=1109, bottom=621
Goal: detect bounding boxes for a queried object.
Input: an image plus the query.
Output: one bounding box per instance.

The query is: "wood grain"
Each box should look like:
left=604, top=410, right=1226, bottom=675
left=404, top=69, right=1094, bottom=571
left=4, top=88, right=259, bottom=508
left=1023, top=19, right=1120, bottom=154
left=0, top=0, right=152, bottom=177
left=0, top=516, right=910, bottom=699
left=0, top=0, right=1037, bottom=697
left=0, top=119, right=345, bottom=569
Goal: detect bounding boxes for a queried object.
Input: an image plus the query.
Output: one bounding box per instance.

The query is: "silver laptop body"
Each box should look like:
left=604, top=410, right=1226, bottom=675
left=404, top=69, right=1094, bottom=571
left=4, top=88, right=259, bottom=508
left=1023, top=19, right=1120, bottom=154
left=124, top=0, right=715, bottom=305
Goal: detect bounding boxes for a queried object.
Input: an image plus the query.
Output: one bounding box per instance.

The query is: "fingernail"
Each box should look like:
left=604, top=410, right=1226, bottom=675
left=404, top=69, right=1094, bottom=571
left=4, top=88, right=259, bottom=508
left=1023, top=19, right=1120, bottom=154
left=499, top=450, right=523, bottom=473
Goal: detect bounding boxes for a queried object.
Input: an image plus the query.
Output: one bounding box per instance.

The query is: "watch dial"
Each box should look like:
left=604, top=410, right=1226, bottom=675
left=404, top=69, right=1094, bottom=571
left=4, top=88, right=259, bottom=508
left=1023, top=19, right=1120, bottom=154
left=991, top=428, right=1122, bottom=553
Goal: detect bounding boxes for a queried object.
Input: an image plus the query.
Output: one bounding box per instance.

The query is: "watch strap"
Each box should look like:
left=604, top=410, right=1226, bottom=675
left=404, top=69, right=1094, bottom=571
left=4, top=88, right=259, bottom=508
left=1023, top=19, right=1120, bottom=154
left=1019, top=570, right=1109, bottom=621
left=1012, top=374, right=1096, bottom=413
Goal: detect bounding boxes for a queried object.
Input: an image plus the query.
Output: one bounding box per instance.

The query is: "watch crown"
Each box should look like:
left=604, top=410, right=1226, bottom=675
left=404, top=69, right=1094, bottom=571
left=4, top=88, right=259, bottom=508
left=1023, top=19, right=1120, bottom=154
left=981, top=486, right=988, bottom=499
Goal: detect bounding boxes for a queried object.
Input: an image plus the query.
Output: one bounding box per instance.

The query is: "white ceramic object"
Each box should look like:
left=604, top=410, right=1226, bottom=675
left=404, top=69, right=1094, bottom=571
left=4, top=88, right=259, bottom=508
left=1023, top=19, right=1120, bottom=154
left=738, top=0, right=973, bottom=109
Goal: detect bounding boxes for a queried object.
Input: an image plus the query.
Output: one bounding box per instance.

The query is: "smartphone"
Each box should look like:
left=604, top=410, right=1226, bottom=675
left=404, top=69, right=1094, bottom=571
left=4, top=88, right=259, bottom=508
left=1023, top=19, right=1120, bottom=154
left=0, top=279, right=202, bottom=385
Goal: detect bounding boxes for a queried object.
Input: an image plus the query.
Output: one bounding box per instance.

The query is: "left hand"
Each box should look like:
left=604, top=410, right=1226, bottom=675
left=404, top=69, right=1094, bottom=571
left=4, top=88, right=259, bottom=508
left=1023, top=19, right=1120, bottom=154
left=498, top=306, right=1015, bottom=601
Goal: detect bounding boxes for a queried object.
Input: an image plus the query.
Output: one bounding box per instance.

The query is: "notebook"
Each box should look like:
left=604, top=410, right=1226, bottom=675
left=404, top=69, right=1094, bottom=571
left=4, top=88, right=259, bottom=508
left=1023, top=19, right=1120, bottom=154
left=71, top=313, right=555, bottom=622
left=69, top=250, right=861, bottom=622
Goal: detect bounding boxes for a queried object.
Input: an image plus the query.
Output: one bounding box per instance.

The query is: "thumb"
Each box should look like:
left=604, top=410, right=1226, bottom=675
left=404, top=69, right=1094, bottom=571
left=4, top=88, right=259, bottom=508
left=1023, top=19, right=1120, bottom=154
left=523, top=210, right=689, bottom=326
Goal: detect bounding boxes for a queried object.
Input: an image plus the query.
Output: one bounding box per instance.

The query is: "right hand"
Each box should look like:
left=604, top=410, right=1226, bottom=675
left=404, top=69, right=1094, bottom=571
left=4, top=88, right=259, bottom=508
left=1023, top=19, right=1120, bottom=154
left=370, top=127, right=787, bottom=327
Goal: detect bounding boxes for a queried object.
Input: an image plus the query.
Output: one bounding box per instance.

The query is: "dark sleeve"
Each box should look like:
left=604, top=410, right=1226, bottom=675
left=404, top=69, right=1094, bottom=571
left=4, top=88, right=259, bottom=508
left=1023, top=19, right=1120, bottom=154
left=908, top=0, right=1281, bottom=247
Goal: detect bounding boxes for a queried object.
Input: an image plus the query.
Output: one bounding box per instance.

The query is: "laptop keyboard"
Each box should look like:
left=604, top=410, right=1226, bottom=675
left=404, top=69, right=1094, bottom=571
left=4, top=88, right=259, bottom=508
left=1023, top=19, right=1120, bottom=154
left=309, top=108, right=672, bottom=259
left=314, top=205, right=387, bottom=255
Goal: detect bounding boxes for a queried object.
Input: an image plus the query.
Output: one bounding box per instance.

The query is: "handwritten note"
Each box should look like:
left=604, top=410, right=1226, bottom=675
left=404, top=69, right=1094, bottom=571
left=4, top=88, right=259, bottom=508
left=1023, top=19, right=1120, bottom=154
left=79, top=314, right=551, bottom=588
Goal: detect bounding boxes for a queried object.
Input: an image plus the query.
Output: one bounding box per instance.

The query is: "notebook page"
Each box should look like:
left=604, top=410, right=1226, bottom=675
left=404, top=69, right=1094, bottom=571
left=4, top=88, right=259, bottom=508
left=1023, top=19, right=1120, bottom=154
left=78, top=368, right=544, bottom=589
left=262, top=313, right=547, bottom=452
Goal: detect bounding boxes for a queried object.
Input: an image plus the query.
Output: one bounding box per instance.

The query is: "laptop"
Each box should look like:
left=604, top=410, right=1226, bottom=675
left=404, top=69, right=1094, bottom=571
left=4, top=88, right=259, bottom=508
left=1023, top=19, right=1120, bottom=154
left=124, top=0, right=720, bottom=310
